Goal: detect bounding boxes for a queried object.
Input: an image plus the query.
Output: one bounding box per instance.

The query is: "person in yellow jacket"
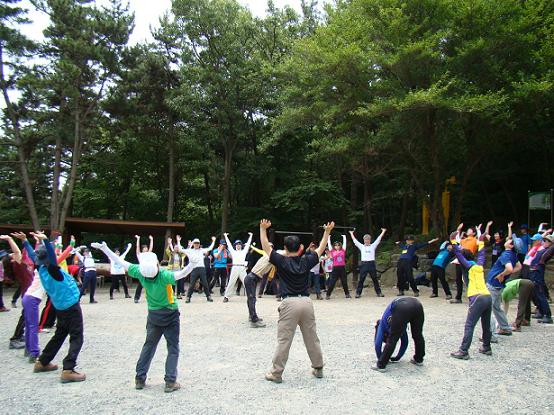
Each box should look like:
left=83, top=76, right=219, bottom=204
left=450, top=236, right=493, bottom=359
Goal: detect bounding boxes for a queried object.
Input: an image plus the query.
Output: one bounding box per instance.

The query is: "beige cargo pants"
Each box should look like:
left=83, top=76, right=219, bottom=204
left=270, top=296, right=323, bottom=376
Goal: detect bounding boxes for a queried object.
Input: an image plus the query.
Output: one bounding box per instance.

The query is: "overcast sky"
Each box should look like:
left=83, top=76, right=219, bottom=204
left=19, top=0, right=325, bottom=44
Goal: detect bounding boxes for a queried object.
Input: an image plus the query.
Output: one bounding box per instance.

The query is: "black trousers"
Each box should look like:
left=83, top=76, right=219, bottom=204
left=110, top=274, right=129, bottom=297
left=39, top=296, right=57, bottom=329
left=431, top=265, right=452, bottom=296
left=378, top=297, right=425, bottom=368
left=10, top=311, right=24, bottom=341
left=39, top=303, right=84, bottom=371
left=356, top=261, right=381, bottom=295
left=396, top=259, right=418, bottom=293
left=12, top=286, right=21, bottom=304
left=212, top=268, right=228, bottom=295
left=187, top=268, right=210, bottom=298
left=244, top=273, right=259, bottom=322
left=134, top=281, right=143, bottom=301
left=80, top=270, right=97, bottom=302
left=455, top=264, right=464, bottom=300
left=0, top=280, right=4, bottom=308
left=327, top=266, right=350, bottom=297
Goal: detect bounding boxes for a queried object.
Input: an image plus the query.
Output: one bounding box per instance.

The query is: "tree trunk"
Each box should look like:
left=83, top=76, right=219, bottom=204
left=58, top=106, right=83, bottom=233
left=204, top=172, right=214, bottom=233
left=221, top=142, right=234, bottom=233
left=453, top=155, right=483, bottom=227
left=50, top=135, right=63, bottom=231
left=397, top=188, right=409, bottom=241
left=0, top=45, right=40, bottom=229
left=427, top=109, right=444, bottom=237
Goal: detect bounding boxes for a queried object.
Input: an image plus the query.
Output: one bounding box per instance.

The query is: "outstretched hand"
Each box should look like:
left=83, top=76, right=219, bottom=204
left=508, top=221, right=513, bottom=228
left=30, top=231, right=47, bottom=240
left=91, top=242, right=107, bottom=250
left=323, top=221, right=335, bottom=232
left=260, top=219, right=272, bottom=229
left=10, top=232, right=27, bottom=241
left=457, top=223, right=464, bottom=231
left=0, top=234, right=13, bottom=241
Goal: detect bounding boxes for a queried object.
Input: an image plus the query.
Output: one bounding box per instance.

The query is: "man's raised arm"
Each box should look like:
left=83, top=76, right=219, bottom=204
left=260, top=219, right=273, bottom=256
left=316, top=222, right=335, bottom=257
left=92, top=242, right=131, bottom=271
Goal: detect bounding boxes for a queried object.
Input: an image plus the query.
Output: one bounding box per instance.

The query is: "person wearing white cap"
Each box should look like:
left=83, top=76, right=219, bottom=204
left=91, top=241, right=193, bottom=393
left=181, top=237, right=216, bottom=303
left=223, top=232, right=253, bottom=302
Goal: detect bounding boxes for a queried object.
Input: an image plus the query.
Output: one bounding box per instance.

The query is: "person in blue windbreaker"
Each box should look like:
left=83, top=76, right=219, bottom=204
left=430, top=242, right=454, bottom=299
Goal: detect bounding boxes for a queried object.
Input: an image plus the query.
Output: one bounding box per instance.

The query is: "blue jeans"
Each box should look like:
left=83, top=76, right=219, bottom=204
left=310, top=272, right=321, bottom=295
left=487, top=284, right=511, bottom=337
left=136, top=309, right=180, bottom=383
left=530, top=268, right=551, bottom=318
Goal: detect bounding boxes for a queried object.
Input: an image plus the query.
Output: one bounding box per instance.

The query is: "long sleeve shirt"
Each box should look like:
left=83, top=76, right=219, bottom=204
left=224, top=234, right=253, bottom=267
left=452, top=243, right=489, bottom=301
left=432, top=248, right=454, bottom=269
left=75, top=251, right=96, bottom=271
left=398, top=242, right=428, bottom=260
left=374, top=300, right=408, bottom=360
left=110, top=244, right=131, bottom=275
left=351, top=233, right=383, bottom=262
left=182, top=240, right=215, bottom=269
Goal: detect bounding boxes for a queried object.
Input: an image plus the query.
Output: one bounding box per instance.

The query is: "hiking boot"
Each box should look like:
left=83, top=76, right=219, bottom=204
left=445, top=295, right=452, bottom=300
left=135, top=378, right=145, bottom=390
left=164, top=381, right=181, bottom=393
left=538, top=316, right=553, bottom=324
left=34, top=361, right=58, bottom=373
left=371, top=365, right=386, bottom=373
left=450, top=350, right=469, bottom=360
left=413, top=291, right=419, bottom=297
left=312, top=368, right=323, bottom=378
left=396, top=291, right=404, bottom=297
left=430, top=293, right=438, bottom=298
left=478, top=347, right=492, bottom=356
left=521, top=319, right=530, bottom=326
left=265, top=372, right=282, bottom=383
left=206, top=296, right=213, bottom=302
left=9, top=339, right=25, bottom=349
left=61, top=370, right=86, bottom=383
left=185, top=298, right=191, bottom=304
left=250, top=320, right=266, bottom=328
left=449, top=299, right=462, bottom=304
left=496, top=329, right=512, bottom=336
left=410, top=359, right=423, bottom=366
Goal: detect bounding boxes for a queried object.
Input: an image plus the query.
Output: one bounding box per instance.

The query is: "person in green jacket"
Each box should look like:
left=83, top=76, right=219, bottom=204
left=502, top=278, right=534, bottom=331
left=92, top=241, right=192, bottom=393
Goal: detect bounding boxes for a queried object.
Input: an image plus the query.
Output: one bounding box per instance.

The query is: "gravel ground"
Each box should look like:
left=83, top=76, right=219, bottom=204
left=0, top=285, right=553, bottom=415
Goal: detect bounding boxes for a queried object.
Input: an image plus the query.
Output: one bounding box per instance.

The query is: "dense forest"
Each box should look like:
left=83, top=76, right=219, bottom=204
left=1, top=0, right=553, bottom=242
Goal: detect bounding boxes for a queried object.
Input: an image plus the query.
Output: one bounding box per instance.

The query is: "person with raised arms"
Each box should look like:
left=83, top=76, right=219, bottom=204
left=350, top=228, right=386, bottom=298
left=261, top=219, right=334, bottom=383
left=326, top=234, right=349, bottom=299
left=181, top=236, right=216, bottom=303
left=92, top=241, right=193, bottom=392
left=222, top=232, right=253, bottom=303
left=133, top=234, right=153, bottom=303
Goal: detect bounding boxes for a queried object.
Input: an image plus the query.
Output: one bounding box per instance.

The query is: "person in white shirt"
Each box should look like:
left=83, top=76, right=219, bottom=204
left=350, top=228, right=387, bottom=298
left=182, top=237, right=216, bottom=303
left=75, top=247, right=98, bottom=303
left=109, top=243, right=132, bottom=300
left=223, top=232, right=253, bottom=302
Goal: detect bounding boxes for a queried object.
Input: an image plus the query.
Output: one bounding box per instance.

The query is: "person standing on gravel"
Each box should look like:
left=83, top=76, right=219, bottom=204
left=223, top=232, right=253, bottom=302
left=395, top=236, right=439, bottom=297
left=372, top=297, right=425, bottom=372
left=92, top=241, right=193, bottom=393
left=182, top=237, right=216, bottom=303
left=261, top=219, right=334, bottom=383
left=350, top=228, right=386, bottom=298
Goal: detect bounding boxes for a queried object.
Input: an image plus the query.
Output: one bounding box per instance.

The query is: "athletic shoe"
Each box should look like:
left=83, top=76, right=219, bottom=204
left=377, top=293, right=385, bottom=297
left=325, top=296, right=330, bottom=300
left=265, top=372, right=282, bottom=383
left=531, top=313, right=543, bottom=319
left=249, top=317, right=264, bottom=322
left=413, top=291, right=419, bottom=297
left=257, top=294, right=262, bottom=298
left=312, top=368, right=324, bottom=378
left=478, top=347, right=492, bottom=356
left=206, top=296, right=213, bottom=302
left=538, top=316, right=553, bottom=324
left=449, top=299, right=462, bottom=304
left=9, top=339, right=25, bottom=349
left=185, top=298, right=191, bottom=303
left=90, top=300, right=98, bottom=304
left=0, top=306, right=9, bottom=312
left=110, top=296, right=114, bottom=300
left=34, top=361, right=58, bottom=372
left=410, top=359, right=423, bottom=366
left=345, top=294, right=351, bottom=299
left=61, top=370, right=86, bottom=383
left=496, top=329, right=512, bottom=336
left=317, top=294, right=323, bottom=300
left=223, top=297, right=229, bottom=303
left=445, top=295, right=452, bottom=300
left=429, top=293, right=438, bottom=298
left=276, top=297, right=282, bottom=302
left=370, top=365, right=386, bottom=373
left=177, top=295, right=182, bottom=300
left=134, top=299, right=139, bottom=303
left=164, top=381, right=181, bottom=393
left=396, top=291, right=404, bottom=297
left=125, top=295, right=132, bottom=299
left=135, top=378, right=145, bottom=390
left=250, top=320, right=266, bottom=328
left=450, top=350, right=469, bottom=360
left=355, top=294, right=361, bottom=299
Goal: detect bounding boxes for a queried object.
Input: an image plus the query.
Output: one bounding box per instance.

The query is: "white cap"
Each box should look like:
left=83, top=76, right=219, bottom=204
left=192, top=238, right=200, bottom=244
left=138, top=252, right=159, bottom=278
